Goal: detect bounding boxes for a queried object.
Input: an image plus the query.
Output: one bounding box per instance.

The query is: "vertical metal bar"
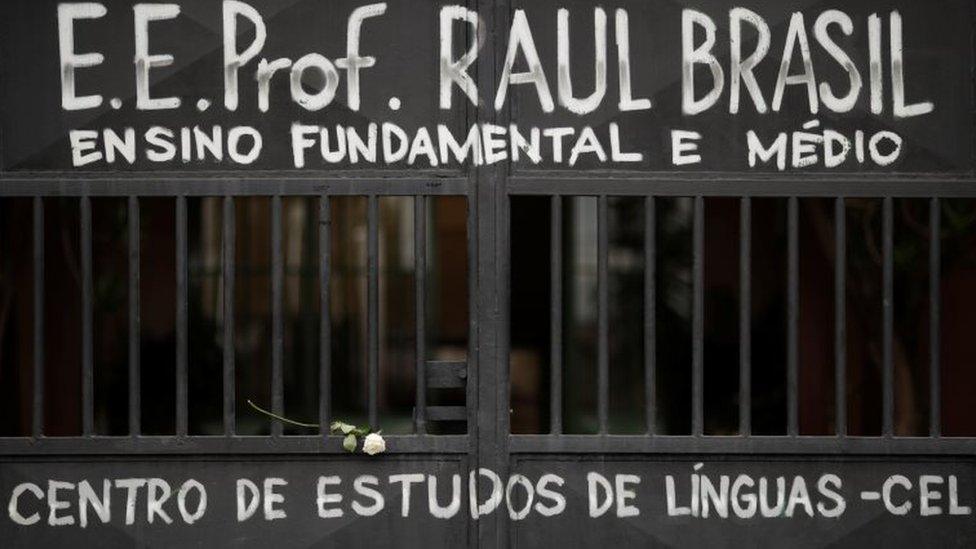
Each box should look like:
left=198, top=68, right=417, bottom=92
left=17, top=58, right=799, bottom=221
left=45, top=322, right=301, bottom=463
left=787, top=196, right=799, bottom=436
left=32, top=197, right=44, bottom=438
left=175, top=195, right=188, bottom=437
left=692, top=196, right=704, bottom=436
left=223, top=196, right=236, bottom=436
left=739, top=198, right=751, bottom=436
left=644, top=196, right=656, bottom=435
left=597, top=195, right=609, bottom=434
left=835, top=197, right=847, bottom=437
left=319, top=196, right=332, bottom=433
left=466, top=192, right=477, bottom=440
left=367, top=195, right=379, bottom=428
left=473, top=0, right=505, bottom=544
left=81, top=196, right=94, bottom=436
left=271, top=195, right=284, bottom=437
left=929, top=197, right=941, bottom=437
left=415, top=195, right=428, bottom=434
left=128, top=197, right=141, bottom=437
left=883, top=196, right=894, bottom=436
left=550, top=195, right=563, bottom=434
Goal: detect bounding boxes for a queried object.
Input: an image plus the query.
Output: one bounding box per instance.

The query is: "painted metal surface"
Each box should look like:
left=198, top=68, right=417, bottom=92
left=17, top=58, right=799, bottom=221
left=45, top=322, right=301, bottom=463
left=0, top=0, right=975, bottom=546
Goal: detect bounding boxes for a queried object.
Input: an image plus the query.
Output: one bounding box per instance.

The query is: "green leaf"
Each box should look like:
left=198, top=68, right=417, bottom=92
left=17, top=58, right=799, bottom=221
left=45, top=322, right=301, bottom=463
left=331, top=421, right=356, bottom=435
left=342, top=434, right=357, bottom=452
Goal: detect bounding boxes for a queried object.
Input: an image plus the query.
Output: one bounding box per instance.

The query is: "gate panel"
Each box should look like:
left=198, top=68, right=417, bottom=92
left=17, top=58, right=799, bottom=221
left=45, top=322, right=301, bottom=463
left=1, top=456, right=470, bottom=548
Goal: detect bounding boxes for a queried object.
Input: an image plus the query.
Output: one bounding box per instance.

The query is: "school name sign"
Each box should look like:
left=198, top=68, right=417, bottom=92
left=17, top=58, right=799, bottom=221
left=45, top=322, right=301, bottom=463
left=5, top=469, right=972, bottom=526
left=3, top=459, right=976, bottom=546
left=0, top=0, right=972, bottom=173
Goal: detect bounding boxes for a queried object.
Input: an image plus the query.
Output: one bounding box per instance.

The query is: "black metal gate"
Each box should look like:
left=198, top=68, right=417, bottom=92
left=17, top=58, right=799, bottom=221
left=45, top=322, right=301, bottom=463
left=2, top=0, right=976, bottom=546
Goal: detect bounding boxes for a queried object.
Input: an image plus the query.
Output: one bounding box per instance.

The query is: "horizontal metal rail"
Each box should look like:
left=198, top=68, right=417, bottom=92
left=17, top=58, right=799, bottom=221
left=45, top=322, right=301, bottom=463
left=509, top=177, right=976, bottom=197
left=509, top=435, right=976, bottom=455
left=4, top=176, right=976, bottom=198
left=0, top=178, right=469, bottom=197
left=5, top=433, right=975, bottom=456
left=0, top=435, right=470, bottom=456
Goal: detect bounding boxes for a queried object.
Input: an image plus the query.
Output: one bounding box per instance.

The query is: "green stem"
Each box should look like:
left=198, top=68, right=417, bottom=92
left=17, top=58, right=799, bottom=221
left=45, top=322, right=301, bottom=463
left=246, top=399, right=319, bottom=429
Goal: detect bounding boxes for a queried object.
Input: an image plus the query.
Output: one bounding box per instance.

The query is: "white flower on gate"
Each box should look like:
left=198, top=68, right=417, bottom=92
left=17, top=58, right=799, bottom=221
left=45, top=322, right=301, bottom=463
left=362, top=432, right=387, bottom=455
left=245, top=402, right=387, bottom=455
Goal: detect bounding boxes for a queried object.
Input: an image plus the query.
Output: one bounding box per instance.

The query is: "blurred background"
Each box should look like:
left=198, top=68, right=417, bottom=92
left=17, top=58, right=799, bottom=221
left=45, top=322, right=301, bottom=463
left=2, top=196, right=976, bottom=437
left=0, top=195, right=468, bottom=436
left=509, top=196, right=976, bottom=436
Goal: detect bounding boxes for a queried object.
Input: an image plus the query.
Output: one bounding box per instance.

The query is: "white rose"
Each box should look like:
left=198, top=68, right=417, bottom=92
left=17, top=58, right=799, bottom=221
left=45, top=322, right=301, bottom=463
left=362, top=433, right=386, bottom=455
